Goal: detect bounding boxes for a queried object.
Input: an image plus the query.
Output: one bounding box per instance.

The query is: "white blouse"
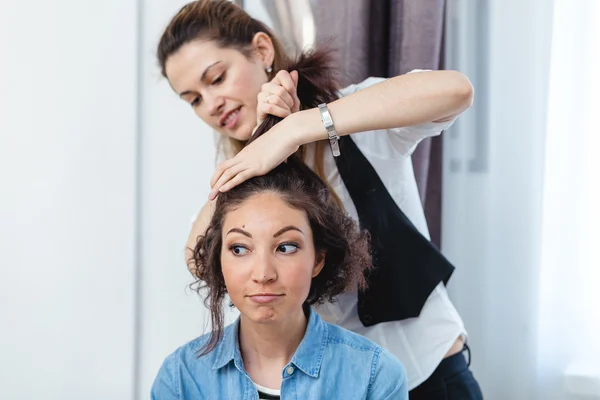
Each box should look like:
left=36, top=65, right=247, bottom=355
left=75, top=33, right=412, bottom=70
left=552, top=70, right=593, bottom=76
left=202, top=73, right=468, bottom=390
left=308, top=75, right=467, bottom=390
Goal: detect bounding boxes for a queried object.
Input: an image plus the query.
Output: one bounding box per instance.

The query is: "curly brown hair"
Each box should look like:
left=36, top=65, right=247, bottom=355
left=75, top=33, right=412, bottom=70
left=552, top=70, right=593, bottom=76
left=191, top=154, right=372, bottom=355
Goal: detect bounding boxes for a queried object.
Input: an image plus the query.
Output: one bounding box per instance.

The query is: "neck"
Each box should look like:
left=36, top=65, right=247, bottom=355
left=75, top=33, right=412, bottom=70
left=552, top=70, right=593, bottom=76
left=238, top=308, right=308, bottom=371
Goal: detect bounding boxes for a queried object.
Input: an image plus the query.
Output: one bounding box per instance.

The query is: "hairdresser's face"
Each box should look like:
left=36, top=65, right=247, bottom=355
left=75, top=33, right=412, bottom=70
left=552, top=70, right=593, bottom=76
left=165, top=36, right=272, bottom=142
left=220, top=192, right=324, bottom=325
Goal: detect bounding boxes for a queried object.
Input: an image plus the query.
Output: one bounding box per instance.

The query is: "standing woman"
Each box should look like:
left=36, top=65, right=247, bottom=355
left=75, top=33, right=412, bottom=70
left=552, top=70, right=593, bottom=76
left=157, top=0, right=481, bottom=398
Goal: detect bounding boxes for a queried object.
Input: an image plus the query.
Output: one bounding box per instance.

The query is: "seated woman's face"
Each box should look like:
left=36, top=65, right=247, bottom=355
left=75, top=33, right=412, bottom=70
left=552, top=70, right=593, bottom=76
left=220, top=191, right=325, bottom=324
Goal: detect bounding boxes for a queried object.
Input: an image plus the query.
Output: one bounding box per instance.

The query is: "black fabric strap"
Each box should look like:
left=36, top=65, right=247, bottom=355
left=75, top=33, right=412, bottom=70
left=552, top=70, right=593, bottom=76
left=334, top=135, right=455, bottom=326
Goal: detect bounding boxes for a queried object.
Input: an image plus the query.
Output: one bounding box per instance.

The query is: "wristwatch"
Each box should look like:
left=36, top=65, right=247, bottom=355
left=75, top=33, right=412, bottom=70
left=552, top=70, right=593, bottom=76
left=318, top=103, right=341, bottom=157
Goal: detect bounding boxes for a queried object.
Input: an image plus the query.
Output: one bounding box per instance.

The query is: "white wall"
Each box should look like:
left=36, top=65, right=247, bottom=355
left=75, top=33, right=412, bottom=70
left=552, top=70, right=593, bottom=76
left=0, top=0, right=138, bottom=399
left=136, top=1, right=238, bottom=398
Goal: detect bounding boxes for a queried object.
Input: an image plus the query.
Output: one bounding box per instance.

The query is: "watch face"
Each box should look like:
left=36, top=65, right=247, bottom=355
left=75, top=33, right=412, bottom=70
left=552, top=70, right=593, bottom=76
left=319, top=104, right=334, bottom=128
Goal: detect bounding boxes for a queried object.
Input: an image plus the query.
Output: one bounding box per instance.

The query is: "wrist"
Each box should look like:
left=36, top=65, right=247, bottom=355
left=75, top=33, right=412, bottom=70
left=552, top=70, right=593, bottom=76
left=287, top=108, right=328, bottom=147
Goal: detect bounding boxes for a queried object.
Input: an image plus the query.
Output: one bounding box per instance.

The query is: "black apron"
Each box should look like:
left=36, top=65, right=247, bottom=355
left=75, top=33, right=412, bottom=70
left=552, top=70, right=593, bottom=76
left=334, top=135, right=455, bottom=326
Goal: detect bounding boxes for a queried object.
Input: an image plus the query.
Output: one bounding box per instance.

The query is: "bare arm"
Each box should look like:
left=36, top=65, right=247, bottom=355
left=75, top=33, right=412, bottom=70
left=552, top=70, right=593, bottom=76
left=209, top=70, right=473, bottom=197
left=290, top=70, right=474, bottom=146
left=185, top=199, right=216, bottom=276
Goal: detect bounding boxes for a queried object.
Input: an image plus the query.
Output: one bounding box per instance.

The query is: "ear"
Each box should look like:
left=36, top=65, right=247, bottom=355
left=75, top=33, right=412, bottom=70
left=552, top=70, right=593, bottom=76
left=312, top=251, right=326, bottom=278
left=251, top=32, right=275, bottom=69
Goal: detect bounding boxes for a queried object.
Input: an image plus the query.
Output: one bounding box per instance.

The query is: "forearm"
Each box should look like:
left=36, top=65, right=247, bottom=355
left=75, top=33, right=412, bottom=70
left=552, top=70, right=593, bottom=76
left=290, top=70, right=474, bottom=146
left=185, top=200, right=216, bottom=274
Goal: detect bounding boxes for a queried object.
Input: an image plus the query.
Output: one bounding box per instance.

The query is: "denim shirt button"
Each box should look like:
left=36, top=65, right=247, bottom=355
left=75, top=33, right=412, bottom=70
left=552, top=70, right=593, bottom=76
left=286, top=366, right=295, bottom=375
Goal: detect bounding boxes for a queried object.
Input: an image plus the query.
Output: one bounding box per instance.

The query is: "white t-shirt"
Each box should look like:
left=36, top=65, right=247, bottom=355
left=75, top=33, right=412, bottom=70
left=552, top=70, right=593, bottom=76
left=253, top=381, right=281, bottom=399
left=306, top=76, right=467, bottom=390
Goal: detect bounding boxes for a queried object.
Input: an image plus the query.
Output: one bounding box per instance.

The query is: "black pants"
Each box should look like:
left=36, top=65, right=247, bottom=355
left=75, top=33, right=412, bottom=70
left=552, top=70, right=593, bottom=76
left=409, top=345, right=483, bottom=400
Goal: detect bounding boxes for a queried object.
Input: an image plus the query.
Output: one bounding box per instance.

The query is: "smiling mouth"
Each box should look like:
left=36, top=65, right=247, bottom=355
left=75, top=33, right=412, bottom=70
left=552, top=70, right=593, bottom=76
left=220, top=107, right=241, bottom=128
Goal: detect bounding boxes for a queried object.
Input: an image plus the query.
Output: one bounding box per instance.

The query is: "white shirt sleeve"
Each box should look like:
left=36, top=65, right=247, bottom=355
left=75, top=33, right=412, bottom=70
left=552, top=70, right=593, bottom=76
left=338, top=72, right=456, bottom=157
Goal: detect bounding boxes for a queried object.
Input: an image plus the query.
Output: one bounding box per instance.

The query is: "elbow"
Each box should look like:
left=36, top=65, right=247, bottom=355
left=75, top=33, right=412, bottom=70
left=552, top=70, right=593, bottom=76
left=448, top=70, right=474, bottom=112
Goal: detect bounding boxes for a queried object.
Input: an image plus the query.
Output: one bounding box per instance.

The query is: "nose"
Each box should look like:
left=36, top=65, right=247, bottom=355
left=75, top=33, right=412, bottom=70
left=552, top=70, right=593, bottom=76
left=206, top=92, right=225, bottom=117
left=250, top=251, right=277, bottom=284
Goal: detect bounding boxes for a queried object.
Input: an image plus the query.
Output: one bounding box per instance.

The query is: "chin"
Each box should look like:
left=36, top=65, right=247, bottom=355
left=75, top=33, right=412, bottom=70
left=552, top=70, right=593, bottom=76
left=243, top=308, right=279, bottom=324
left=232, top=129, right=252, bottom=142
left=218, top=129, right=251, bottom=143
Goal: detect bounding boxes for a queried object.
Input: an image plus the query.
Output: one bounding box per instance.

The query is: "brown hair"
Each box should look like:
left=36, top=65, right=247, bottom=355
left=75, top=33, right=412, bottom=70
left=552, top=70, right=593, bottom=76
left=157, top=0, right=338, bottom=204
left=192, top=157, right=372, bottom=356
left=157, top=0, right=287, bottom=154
left=191, top=50, right=372, bottom=356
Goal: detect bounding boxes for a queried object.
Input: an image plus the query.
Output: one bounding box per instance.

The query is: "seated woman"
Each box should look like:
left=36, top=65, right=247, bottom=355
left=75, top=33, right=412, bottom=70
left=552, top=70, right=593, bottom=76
left=151, top=156, right=407, bottom=400
left=151, top=56, right=408, bottom=398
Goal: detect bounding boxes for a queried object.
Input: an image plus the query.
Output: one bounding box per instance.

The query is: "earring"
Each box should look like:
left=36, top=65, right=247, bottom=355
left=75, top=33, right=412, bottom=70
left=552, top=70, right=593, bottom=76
left=265, top=65, right=273, bottom=73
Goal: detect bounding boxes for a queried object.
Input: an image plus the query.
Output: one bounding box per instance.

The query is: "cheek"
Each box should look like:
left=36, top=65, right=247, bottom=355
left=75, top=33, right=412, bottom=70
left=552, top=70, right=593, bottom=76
left=220, top=256, right=245, bottom=295
left=233, top=68, right=266, bottom=104
left=283, top=258, right=317, bottom=295
left=194, top=107, right=208, bottom=123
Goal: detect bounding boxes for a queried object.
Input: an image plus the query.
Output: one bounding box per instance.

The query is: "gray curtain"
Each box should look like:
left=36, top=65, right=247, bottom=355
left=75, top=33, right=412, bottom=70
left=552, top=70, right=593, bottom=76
left=311, top=0, right=446, bottom=247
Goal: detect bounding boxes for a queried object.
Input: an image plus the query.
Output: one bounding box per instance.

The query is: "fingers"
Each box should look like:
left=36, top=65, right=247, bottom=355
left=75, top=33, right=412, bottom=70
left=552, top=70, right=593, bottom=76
left=218, top=169, right=253, bottom=193
left=257, top=102, right=294, bottom=121
left=209, top=162, right=253, bottom=200
left=260, top=81, right=294, bottom=109
left=290, top=70, right=299, bottom=87
left=210, top=158, right=237, bottom=188
left=256, top=70, right=302, bottom=124
left=271, top=70, right=298, bottom=104
left=289, top=70, right=300, bottom=112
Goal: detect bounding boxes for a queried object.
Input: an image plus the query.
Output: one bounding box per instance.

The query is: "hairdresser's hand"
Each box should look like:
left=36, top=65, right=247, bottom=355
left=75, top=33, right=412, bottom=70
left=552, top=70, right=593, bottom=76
left=209, top=117, right=302, bottom=199
left=256, top=70, right=300, bottom=128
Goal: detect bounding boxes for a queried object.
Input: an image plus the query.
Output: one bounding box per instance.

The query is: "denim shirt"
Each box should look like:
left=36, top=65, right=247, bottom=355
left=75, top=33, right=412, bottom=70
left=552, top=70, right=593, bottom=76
left=151, top=309, right=407, bottom=400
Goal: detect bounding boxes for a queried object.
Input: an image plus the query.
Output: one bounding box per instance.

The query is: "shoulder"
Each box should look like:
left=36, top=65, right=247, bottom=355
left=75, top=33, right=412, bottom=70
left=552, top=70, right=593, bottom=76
left=323, top=321, right=382, bottom=353
left=157, top=325, right=231, bottom=376
left=322, top=323, right=407, bottom=395
left=366, top=348, right=408, bottom=399
left=373, top=348, right=406, bottom=378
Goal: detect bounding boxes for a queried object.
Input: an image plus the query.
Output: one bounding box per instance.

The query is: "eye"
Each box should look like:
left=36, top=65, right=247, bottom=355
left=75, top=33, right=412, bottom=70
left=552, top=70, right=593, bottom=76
left=190, top=96, right=202, bottom=107
left=277, top=242, right=300, bottom=254
left=212, top=73, right=224, bottom=85
left=229, top=244, right=249, bottom=256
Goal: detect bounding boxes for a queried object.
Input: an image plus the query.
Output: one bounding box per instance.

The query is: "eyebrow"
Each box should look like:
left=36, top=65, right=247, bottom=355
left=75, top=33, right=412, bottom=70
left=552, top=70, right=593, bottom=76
left=273, top=226, right=304, bottom=238
left=225, top=226, right=304, bottom=238
left=179, top=60, right=222, bottom=98
left=227, top=228, right=251, bottom=238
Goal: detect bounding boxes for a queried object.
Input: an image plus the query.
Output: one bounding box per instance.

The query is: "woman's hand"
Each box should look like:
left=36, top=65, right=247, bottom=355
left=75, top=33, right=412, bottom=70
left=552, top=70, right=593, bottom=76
left=256, top=70, right=300, bottom=127
left=208, top=115, right=303, bottom=200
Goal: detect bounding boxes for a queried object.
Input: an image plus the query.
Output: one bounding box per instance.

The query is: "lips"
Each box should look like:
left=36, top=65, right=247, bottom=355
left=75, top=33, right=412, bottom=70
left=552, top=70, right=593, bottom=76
left=248, top=294, right=284, bottom=304
left=219, top=107, right=241, bottom=129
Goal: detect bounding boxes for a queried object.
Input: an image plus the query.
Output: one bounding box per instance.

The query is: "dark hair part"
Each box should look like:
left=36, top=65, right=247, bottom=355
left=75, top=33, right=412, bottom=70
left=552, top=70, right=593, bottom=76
left=191, top=50, right=371, bottom=356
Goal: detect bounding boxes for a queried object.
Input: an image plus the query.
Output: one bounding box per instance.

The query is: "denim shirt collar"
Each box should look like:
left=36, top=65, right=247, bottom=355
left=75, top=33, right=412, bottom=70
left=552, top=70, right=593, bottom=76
left=212, top=308, right=328, bottom=378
